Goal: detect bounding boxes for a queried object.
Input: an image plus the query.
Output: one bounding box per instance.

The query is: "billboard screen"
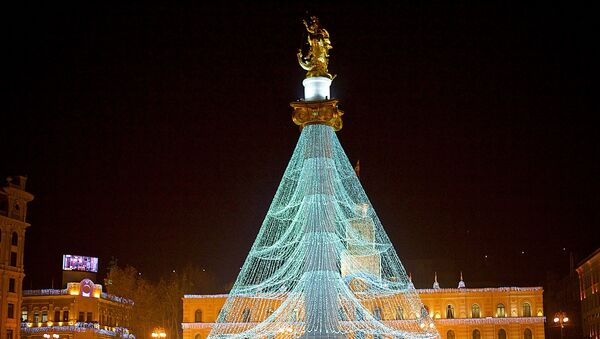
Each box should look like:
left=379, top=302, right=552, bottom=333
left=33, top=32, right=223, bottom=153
left=62, top=254, right=98, bottom=273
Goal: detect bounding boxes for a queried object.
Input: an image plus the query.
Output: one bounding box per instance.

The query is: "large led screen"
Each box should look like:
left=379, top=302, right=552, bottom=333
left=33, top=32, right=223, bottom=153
left=62, top=254, right=98, bottom=272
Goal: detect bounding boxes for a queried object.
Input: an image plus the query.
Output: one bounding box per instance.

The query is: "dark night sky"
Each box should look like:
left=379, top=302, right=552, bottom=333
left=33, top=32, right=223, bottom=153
left=4, top=3, right=598, bottom=291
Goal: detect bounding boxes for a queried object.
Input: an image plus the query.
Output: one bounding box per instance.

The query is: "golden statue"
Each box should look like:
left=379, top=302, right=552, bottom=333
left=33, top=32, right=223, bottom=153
left=297, top=16, right=334, bottom=79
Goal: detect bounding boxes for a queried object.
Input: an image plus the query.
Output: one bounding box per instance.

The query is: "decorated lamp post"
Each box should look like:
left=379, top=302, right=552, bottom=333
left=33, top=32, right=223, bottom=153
left=151, top=328, right=166, bottom=339
left=553, top=312, right=569, bottom=339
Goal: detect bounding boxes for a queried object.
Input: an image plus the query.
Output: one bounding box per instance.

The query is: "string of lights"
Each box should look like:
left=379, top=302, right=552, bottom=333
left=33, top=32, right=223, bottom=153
left=208, top=124, right=438, bottom=338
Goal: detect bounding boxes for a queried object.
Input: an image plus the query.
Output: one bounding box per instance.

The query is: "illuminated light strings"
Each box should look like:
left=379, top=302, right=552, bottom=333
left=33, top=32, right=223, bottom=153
left=208, top=124, right=439, bottom=338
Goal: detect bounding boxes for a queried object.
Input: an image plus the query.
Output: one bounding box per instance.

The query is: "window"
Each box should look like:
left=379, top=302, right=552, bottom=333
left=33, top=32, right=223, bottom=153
left=356, top=307, right=364, bottom=321
left=10, top=252, right=17, bottom=266
left=11, top=232, right=18, bottom=246
left=396, top=306, right=404, bottom=320
left=472, top=304, right=481, bottom=318
left=496, top=304, right=506, bottom=317
left=87, top=312, right=93, bottom=322
left=54, top=310, right=61, bottom=322
left=373, top=306, right=382, bottom=320
left=42, top=310, right=48, bottom=322
left=447, top=330, right=456, bottom=339
left=242, top=308, right=251, bottom=323
left=421, top=305, right=429, bottom=318
left=195, top=309, right=203, bottom=322
left=194, top=335, right=201, bottom=339
left=34, top=311, right=40, bottom=322
left=523, top=328, right=533, bottom=339
left=78, top=312, right=84, bottom=322
left=523, top=302, right=531, bottom=317
left=21, top=309, right=28, bottom=322
left=6, top=330, right=13, bottom=339
left=338, top=307, right=347, bottom=321
left=63, top=311, right=69, bottom=322
left=472, top=329, right=481, bottom=339
left=446, top=305, right=455, bottom=319
left=498, top=329, right=507, bottom=339
left=8, top=278, right=15, bottom=293
left=8, top=304, right=15, bottom=318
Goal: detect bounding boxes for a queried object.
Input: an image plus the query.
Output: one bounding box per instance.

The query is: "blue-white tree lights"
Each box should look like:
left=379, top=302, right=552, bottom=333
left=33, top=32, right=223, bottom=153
left=208, top=123, right=439, bottom=339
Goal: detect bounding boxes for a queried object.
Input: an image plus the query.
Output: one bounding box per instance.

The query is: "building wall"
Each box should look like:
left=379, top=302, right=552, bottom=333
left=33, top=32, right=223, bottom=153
left=577, top=248, right=600, bottom=339
left=20, top=280, right=134, bottom=339
left=182, top=287, right=545, bottom=339
left=1, top=176, right=34, bottom=339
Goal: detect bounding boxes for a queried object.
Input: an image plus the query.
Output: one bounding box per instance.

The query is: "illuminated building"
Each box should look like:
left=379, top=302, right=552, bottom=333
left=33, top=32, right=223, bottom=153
left=182, top=276, right=545, bottom=339
left=1, top=176, right=34, bottom=339
left=576, top=248, right=600, bottom=338
left=20, top=279, right=134, bottom=339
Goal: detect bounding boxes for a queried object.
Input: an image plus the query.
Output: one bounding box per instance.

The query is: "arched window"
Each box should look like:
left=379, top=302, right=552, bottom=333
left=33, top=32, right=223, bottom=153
left=11, top=232, right=18, bottom=246
left=242, top=308, right=251, bottom=323
left=356, top=307, right=364, bottom=321
left=472, top=329, right=481, bottom=339
left=373, top=306, right=382, bottom=320
left=194, top=309, right=202, bottom=322
left=446, top=305, right=455, bottom=319
left=472, top=304, right=481, bottom=318
left=498, top=329, right=507, bottom=339
left=523, top=328, right=532, bottom=339
left=447, top=330, right=456, bottom=339
left=523, top=302, right=531, bottom=317
left=496, top=303, right=506, bottom=317
left=194, top=334, right=201, bottom=339
left=396, top=306, right=404, bottom=320
left=338, top=307, right=346, bottom=321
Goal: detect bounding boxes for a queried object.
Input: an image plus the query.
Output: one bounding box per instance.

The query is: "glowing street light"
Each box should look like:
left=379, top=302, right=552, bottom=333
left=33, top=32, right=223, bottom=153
left=151, top=328, right=166, bottom=339
left=553, top=311, right=569, bottom=339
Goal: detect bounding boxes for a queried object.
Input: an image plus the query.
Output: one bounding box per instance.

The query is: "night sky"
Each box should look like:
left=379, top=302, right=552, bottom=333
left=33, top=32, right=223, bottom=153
left=4, top=3, right=598, bottom=291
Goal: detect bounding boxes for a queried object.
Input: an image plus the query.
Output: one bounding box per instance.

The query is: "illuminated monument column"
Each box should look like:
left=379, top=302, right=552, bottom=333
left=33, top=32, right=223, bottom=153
left=293, top=17, right=343, bottom=339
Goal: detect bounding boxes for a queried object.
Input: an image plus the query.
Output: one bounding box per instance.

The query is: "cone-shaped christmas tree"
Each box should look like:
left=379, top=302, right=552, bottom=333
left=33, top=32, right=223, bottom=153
left=208, top=17, right=439, bottom=339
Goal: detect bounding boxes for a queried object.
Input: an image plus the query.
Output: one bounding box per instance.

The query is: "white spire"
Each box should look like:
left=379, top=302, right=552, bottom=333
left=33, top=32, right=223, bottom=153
left=458, top=271, right=466, bottom=288
left=433, top=272, right=440, bottom=289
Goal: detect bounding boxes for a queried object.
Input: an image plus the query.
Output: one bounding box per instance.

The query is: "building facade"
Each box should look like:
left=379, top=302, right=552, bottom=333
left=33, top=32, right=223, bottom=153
left=20, top=279, right=134, bottom=339
left=1, top=176, right=34, bottom=339
left=182, top=285, right=545, bottom=339
left=577, top=248, right=600, bottom=338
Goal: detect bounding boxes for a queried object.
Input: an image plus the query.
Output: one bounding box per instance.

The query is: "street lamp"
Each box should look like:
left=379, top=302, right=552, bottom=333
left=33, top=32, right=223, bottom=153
left=553, top=311, right=569, bottom=339
left=151, top=328, right=166, bottom=339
